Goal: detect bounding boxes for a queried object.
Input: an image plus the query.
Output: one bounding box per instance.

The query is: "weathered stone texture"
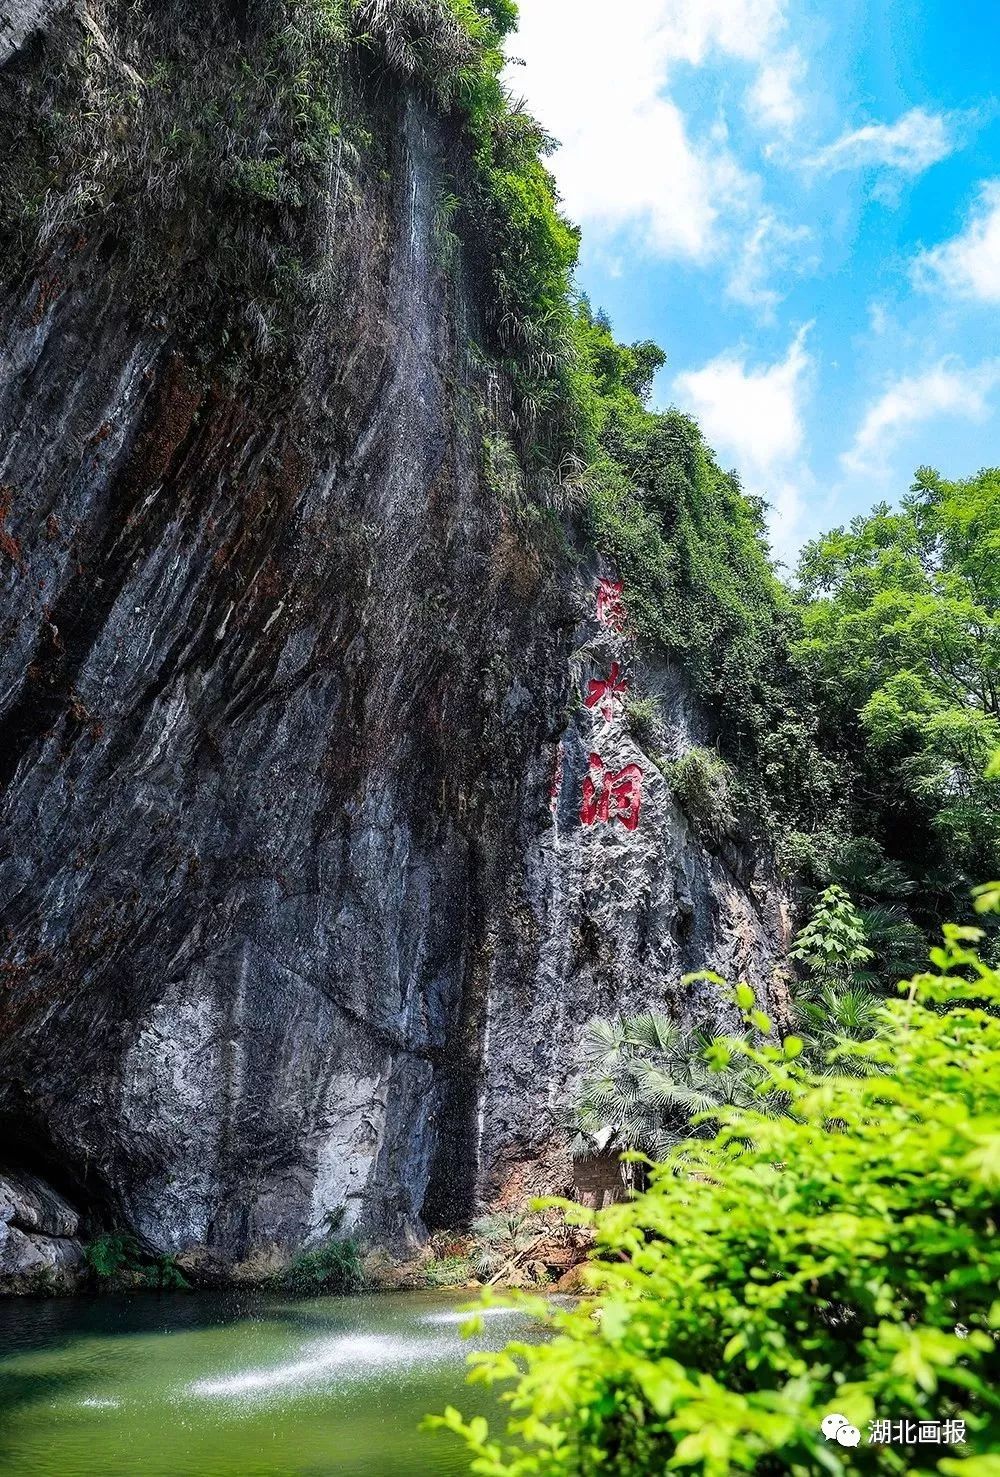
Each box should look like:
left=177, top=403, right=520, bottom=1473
left=0, top=4, right=788, bottom=1288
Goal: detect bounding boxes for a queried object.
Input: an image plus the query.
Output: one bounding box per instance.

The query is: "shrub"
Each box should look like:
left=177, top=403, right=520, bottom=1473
left=424, top=1253, right=474, bottom=1287
left=624, top=696, right=662, bottom=753
left=662, top=746, right=734, bottom=837
left=279, top=1222, right=366, bottom=1295
left=83, top=1232, right=142, bottom=1281
left=147, top=1254, right=190, bottom=1291
left=228, top=155, right=297, bottom=204
left=570, top=1013, right=774, bottom=1164
left=83, top=1233, right=189, bottom=1290
left=790, top=883, right=873, bottom=989
left=428, top=904, right=1000, bottom=1474
left=470, top=1209, right=548, bottom=1282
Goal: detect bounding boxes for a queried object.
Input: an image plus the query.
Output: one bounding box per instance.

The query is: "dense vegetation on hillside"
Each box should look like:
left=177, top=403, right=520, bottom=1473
left=574, top=305, right=1000, bottom=949
left=795, top=469, right=1000, bottom=920
left=577, top=305, right=837, bottom=837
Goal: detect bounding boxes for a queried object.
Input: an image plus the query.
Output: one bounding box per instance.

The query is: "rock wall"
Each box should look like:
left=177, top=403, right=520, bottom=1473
left=480, top=568, right=792, bottom=1205
left=0, top=0, right=789, bottom=1288
left=0, top=1168, right=82, bottom=1292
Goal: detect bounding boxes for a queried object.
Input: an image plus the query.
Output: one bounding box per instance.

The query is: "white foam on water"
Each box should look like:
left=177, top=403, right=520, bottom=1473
left=420, top=1306, right=523, bottom=1327
left=189, top=1333, right=450, bottom=1400
left=80, top=1397, right=120, bottom=1409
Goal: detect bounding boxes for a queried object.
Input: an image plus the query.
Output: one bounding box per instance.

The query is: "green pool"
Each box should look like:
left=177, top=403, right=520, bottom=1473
left=0, top=1289, right=532, bottom=1476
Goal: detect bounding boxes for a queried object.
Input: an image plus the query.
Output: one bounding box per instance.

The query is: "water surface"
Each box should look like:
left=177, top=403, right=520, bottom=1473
left=0, top=1289, right=532, bottom=1476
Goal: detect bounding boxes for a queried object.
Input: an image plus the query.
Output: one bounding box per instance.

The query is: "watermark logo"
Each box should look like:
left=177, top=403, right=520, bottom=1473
left=869, top=1420, right=966, bottom=1446
left=821, top=1413, right=861, bottom=1447
left=821, top=1412, right=967, bottom=1451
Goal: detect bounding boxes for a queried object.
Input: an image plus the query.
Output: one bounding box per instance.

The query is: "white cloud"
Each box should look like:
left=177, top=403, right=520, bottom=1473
left=867, top=300, right=891, bottom=336
left=912, top=179, right=1000, bottom=303
left=727, top=211, right=814, bottom=316
left=510, top=0, right=798, bottom=263
left=842, top=358, right=1000, bottom=475
left=656, top=0, right=788, bottom=66
left=746, top=48, right=806, bottom=134
left=673, top=326, right=813, bottom=545
left=807, top=107, right=956, bottom=176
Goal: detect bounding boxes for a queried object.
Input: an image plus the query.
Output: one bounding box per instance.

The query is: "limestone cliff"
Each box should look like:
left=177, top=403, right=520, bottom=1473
left=0, top=0, right=788, bottom=1289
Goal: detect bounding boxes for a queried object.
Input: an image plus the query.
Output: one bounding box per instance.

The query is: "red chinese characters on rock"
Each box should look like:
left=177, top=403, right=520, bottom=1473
left=580, top=754, right=643, bottom=831
left=595, top=577, right=627, bottom=633
left=585, top=661, right=629, bottom=723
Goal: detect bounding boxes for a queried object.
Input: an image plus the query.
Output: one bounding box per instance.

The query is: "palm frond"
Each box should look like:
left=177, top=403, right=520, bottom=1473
left=623, top=1012, right=680, bottom=1054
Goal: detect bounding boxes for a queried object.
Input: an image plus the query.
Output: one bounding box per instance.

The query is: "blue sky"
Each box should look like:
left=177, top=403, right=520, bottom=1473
left=510, top=0, right=1000, bottom=564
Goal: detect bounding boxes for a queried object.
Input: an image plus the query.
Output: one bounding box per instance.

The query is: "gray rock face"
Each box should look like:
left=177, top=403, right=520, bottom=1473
left=0, top=1169, right=83, bottom=1290
left=0, top=6, right=789, bottom=1289
left=480, top=576, right=792, bottom=1202
left=0, top=0, right=75, bottom=66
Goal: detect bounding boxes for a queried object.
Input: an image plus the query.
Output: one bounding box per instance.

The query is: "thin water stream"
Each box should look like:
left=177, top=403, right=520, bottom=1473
left=0, top=1289, right=535, bottom=1475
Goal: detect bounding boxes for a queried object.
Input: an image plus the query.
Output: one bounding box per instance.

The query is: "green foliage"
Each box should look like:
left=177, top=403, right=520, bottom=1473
left=228, top=155, right=297, bottom=204
left=429, top=909, right=1000, bottom=1475
left=579, top=305, right=836, bottom=831
left=433, top=186, right=463, bottom=271
left=623, top=696, right=662, bottom=753
left=789, top=886, right=914, bottom=1060
left=83, top=1233, right=189, bottom=1290
left=280, top=1237, right=366, bottom=1295
left=795, top=467, right=1000, bottom=897
left=662, top=746, right=735, bottom=838
left=794, top=983, right=881, bottom=1078
left=472, top=0, right=518, bottom=35
left=352, top=0, right=484, bottom=89
left=482, top=429, right=526, bottom=505
left=149, top=1254, right=190, bottom=1291
left=790, top=883, right=873, bottom=989
left=571, top=1013, right=773, bottom=1163
left=782, top=837, right=928, bottom=990
left=84, top=1232, right=142, bottom=1281
left=279, top=1211, right=366, bottom=1294
left=424, top=1252, right=474, bottom=1287
left=305, top=0, right=352, bottom=43
left=470, top=1209, right=547, bottom=1281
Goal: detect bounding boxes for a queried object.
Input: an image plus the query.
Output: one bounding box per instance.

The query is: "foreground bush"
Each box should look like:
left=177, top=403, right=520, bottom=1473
left=428, top=911, right=1000, bottom=1474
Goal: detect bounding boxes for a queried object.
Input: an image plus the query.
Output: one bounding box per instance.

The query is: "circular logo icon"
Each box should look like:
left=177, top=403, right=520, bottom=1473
left=821, top=1413, right=861, bottom=1447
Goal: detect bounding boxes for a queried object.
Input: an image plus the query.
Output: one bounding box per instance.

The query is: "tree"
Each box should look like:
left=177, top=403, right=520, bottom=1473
left=429, top=904, right=1000, bottom=1475
left=790, top=884, right=873, bottom=989
left=570, top=1013, right=771, bottom=1164
left=795, top=468, right=1000, bottom=900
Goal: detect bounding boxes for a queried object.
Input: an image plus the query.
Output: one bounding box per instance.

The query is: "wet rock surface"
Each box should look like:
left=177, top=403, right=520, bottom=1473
left=0, top=4, right=789, bottom=1288
left=0, top=1169, right=84, bottom=1290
